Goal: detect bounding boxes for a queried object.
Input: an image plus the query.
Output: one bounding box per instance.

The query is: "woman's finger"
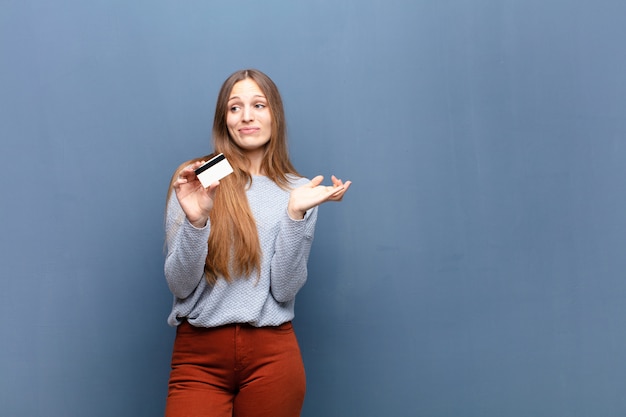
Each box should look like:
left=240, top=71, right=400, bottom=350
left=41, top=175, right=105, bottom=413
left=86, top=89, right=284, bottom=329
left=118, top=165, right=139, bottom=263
left=309, top=175, right=324, bottom=188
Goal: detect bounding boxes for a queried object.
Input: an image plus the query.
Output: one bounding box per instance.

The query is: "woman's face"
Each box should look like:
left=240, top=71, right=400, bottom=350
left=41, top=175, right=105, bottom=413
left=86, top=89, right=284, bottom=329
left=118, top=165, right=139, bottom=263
left=226, top=78, right=272, bottom=154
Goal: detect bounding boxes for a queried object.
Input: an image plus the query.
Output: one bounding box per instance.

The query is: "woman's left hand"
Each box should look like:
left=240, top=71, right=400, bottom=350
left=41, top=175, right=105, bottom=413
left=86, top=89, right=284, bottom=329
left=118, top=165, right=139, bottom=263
left=287, top=175, right=352, bottom=219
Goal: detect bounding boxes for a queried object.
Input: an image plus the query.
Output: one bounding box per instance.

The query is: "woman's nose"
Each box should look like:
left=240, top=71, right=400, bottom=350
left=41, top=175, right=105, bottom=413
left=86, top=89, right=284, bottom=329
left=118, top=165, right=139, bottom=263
left=242, top=106, right=254, bottom=121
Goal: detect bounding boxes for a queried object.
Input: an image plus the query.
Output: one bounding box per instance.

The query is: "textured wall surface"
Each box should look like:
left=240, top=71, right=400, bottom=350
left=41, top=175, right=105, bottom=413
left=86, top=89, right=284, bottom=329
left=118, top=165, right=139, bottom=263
left=1, top=1, right=625, bottom=416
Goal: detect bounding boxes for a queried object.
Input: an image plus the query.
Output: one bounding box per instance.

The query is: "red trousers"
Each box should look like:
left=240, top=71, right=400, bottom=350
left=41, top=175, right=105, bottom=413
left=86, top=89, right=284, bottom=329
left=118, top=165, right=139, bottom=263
left=165, top=320, right=306, bottom=417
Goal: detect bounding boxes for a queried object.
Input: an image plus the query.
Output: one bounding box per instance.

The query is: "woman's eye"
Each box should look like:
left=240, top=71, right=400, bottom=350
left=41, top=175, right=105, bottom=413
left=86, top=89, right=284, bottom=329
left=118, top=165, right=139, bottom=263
left=230, top=106, right=240, bottom=112
left=255, top=103, right=266, bottom=109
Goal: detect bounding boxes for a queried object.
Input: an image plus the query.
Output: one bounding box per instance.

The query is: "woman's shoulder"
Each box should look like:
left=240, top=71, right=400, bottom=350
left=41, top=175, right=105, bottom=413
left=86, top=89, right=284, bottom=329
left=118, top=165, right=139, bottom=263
left=286, top=173, right=310, bottom=187
left=252, top=173, right=309, bottom=190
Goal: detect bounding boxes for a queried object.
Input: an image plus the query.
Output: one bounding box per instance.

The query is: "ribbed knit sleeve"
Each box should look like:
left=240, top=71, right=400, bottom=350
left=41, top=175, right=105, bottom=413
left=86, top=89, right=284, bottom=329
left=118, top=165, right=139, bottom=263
left=270, top=208, right=317, bottom=302
left=164, top=193, right=210, bottom=299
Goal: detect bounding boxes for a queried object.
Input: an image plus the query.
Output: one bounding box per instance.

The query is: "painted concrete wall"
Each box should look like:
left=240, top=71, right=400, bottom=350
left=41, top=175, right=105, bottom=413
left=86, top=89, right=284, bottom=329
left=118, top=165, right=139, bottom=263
left=2, top=1, right=625, bottom=415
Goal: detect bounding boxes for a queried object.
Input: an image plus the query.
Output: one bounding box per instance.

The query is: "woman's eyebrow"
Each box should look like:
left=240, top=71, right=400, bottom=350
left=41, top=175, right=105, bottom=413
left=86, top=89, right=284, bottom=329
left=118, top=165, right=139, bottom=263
left=228, top=94, right=266, bottom=101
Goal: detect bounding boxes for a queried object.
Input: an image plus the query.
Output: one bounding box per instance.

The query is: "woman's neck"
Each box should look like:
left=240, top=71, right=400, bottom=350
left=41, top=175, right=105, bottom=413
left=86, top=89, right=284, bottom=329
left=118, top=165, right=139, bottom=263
left=244, top=149, right=264, bottom=176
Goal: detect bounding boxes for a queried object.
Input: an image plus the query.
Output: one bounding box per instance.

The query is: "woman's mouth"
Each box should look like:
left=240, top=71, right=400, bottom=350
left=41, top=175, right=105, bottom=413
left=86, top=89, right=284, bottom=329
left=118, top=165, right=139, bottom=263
left=239, top=127, right=259, bottom=135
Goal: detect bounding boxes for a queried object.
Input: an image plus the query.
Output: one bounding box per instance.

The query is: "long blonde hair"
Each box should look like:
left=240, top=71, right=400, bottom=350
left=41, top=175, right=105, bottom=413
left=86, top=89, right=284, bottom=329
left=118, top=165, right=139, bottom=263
left=167, top=69, right=299, bottom=284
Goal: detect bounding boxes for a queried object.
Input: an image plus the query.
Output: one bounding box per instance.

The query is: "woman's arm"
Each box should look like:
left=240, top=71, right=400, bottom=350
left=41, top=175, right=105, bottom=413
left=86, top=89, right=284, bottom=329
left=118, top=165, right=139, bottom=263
left=269, top=206, right=318, bottom=302
left=269, top=174, right=350, bottom=302
left=164, top=161, right=221, bottom=298
left=164, top=190, right=211, bottom=299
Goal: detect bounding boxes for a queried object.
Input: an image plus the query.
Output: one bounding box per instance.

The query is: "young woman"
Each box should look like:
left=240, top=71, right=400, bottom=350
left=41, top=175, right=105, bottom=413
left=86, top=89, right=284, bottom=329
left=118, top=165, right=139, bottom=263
left=163, top=69, right=351, bottom=417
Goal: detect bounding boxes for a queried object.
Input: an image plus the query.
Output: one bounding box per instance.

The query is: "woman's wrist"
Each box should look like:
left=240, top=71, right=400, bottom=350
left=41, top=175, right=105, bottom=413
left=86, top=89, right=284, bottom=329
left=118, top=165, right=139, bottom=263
left=189, top=216, right=208, bottom=228
left=287, top=207, right=305, bottom=220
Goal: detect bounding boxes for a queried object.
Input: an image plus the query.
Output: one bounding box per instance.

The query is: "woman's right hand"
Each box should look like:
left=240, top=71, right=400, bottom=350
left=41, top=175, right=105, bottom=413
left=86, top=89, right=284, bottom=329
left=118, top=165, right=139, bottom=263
left=173, top=161, right=220, bottom=228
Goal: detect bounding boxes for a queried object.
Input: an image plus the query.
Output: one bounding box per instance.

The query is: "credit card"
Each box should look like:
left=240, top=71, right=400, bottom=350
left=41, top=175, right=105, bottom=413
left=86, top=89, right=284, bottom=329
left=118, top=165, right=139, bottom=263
left=194, top=153, right=234, bottom=188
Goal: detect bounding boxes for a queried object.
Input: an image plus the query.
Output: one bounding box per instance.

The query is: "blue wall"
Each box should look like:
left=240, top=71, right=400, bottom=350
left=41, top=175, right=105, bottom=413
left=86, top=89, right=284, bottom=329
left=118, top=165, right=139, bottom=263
left=2, top=1, right=626, bottom=416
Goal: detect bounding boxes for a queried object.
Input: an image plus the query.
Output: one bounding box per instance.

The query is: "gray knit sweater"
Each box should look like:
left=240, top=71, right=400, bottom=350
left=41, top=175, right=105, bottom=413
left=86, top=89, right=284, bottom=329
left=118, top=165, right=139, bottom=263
left=164, top=175, right=318, bottom=327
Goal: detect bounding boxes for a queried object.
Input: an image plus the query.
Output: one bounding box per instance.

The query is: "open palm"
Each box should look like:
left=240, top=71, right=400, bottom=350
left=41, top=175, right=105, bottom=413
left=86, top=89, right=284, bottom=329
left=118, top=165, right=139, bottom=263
left=288, top=175, right=352, bottom=219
